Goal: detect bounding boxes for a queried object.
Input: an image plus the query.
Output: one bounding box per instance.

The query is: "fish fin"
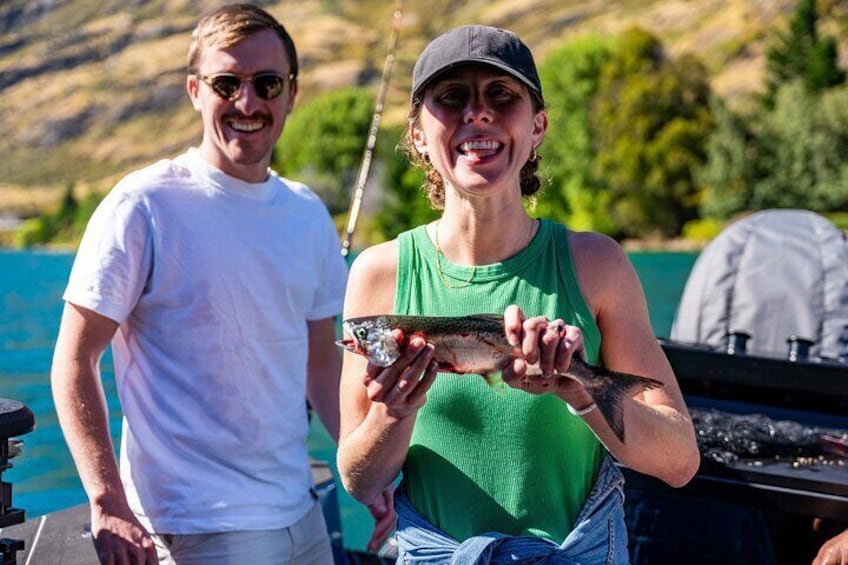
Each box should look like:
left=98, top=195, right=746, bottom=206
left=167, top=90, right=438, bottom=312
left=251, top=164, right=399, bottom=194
left=468, top=313, right=504, bottom=324
left=483, top=371, right=505, bottom=392
left=572, top=359, right=663, bottom=444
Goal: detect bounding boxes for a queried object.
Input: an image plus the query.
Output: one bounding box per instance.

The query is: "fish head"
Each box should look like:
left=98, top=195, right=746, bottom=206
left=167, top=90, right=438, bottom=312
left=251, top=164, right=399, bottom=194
left=337, top=316, right=402, bottom=367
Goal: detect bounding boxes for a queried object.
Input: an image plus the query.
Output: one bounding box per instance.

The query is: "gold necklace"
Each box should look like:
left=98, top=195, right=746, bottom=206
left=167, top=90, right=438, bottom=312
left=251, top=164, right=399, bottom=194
left=433, top=219, right=537, bottom=290
left=434, top=221, right=476, bottom=289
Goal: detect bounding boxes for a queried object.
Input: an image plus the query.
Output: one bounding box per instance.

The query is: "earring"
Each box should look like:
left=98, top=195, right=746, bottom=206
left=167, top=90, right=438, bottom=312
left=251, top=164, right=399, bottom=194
left=529, top=148, right=538, bottom=163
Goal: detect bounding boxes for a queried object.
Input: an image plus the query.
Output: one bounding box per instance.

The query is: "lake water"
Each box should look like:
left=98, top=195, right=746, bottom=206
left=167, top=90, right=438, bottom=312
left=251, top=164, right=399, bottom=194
left=0, top=248, right=697, bottom=551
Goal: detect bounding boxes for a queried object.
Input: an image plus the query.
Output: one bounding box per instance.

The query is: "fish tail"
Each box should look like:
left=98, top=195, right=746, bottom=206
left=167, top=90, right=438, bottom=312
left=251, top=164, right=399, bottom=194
left=572, top=360, right=663, bottom=443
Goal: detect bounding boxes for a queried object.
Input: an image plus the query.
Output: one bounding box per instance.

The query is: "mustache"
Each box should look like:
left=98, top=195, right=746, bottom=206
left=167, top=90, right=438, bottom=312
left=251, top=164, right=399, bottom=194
left=224, top=112, right=271, bottom=122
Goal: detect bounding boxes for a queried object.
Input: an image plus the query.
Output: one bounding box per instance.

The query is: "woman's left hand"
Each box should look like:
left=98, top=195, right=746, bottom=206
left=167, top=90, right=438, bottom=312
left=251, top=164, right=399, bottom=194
left=501, top=305, right=591, bottom=403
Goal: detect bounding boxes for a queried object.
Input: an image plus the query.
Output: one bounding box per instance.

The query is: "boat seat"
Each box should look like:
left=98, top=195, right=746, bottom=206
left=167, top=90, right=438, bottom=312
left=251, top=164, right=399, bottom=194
left=0, top=399, right=34, bottom=441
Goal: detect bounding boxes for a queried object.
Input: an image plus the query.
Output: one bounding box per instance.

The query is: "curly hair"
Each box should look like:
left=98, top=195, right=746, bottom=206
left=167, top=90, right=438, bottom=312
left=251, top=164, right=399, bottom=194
left=399, top=88, right=545, bottom=210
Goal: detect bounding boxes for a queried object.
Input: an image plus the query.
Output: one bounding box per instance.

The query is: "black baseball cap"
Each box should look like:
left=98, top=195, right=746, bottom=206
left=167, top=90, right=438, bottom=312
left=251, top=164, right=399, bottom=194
left=411, top=25, right=543, bottom=101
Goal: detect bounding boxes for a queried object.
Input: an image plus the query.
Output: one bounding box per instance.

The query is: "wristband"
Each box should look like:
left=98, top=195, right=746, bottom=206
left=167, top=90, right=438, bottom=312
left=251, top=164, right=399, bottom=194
left=567, top=401, right=597, bottom=417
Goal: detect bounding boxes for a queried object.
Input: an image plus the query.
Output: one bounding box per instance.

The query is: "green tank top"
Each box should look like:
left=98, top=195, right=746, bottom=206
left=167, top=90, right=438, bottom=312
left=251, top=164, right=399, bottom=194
left=395, top=218, right=605, bottom=542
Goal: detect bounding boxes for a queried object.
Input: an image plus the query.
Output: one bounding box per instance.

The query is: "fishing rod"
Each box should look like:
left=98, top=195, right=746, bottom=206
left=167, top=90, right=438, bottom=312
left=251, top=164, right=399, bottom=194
left=340, top=0, right=403, bottom=257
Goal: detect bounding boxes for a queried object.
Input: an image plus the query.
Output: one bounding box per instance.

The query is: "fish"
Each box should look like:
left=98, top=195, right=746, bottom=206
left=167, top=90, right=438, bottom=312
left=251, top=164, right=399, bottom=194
left=338, top=313, right=664, bottom=443
left=691, top=407, right=848, bottom=466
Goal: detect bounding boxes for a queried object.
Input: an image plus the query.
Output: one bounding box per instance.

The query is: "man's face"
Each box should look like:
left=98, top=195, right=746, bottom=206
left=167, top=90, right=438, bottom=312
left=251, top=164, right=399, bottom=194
left=186, top=29, right=297, bottom=183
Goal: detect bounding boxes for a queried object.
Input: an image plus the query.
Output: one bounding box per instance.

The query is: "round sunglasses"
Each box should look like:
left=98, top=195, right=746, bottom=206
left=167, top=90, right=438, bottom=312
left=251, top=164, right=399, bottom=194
left=198, top=72, right=295, bottom=101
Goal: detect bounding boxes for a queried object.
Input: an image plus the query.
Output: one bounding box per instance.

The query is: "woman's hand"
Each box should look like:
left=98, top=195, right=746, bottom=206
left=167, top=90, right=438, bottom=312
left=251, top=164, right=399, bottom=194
left=501, top=306, right=593, bottom=406
left=361, top=330, right=438, bottom=420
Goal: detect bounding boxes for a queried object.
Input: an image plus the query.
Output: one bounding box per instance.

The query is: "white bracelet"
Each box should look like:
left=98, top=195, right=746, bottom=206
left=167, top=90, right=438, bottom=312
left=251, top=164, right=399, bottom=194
left=567, top=401, right=597, bottom=417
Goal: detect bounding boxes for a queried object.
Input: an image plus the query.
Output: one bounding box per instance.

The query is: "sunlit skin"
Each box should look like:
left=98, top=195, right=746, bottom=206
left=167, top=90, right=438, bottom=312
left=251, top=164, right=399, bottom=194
left=411, top=67, right=547, bottom=208
left=186, top=29, right=297, bottom=183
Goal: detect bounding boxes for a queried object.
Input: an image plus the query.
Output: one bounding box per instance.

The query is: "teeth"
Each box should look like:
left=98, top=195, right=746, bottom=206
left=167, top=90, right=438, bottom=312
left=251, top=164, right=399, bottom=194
left=460, top=140, right=501, bottom=158
left=461, top=140, right=499, bottom=152
left=229, top=120, right=263, bottom=132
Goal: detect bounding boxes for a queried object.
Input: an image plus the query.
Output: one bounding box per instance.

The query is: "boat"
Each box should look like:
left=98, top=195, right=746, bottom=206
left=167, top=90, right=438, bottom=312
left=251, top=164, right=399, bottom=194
left=623, top=209, right=848, bottom=564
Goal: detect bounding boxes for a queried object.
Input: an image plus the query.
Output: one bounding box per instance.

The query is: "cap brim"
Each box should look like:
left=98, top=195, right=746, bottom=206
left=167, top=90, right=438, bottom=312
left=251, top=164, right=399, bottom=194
left=413, top=59, right=541, bottom=99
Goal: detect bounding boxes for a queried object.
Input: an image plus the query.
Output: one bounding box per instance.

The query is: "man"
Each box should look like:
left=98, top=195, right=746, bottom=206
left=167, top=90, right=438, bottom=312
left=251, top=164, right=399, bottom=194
left=51, top=4, right=393, bottom=563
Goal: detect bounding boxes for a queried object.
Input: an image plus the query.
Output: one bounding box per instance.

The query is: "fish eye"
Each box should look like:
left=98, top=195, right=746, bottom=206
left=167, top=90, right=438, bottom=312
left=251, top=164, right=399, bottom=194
left=354, top=327, right=368, bottom=340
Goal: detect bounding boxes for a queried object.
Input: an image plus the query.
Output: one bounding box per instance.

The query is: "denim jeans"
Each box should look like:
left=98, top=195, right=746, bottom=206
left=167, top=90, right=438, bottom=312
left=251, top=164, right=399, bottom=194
left=395, top=455, right=629, bottom=565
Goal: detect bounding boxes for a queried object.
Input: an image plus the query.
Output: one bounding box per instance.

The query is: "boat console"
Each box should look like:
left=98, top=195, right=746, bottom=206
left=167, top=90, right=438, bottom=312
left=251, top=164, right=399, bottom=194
left=0, top=398, right=34, bottom=565
left=638, top=340, right=848, bottom=518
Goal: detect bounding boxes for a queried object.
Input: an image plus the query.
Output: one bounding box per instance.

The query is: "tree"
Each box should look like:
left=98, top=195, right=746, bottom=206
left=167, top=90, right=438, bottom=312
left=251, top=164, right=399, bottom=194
left=591, top=28, right=713, bottom=237
left=371, top=126, right=437, bottom=241
left=764, top=0, right=845, bottom=106
left=536, top=34, right=614, bottom=233
left=752, top=81, right=848, bottom=210
left=696, top=97, right=762, bottom=219
left=273, top=87, right=375, bottom=214
left=698, top=0, right=848, bottom=222
left=14, top=183, right=102, bottom=247
left=698, top=80, right=848, bottom=221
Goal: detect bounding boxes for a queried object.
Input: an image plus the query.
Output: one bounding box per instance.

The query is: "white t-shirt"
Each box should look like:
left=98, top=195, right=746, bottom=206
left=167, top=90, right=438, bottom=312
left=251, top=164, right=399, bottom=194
left=64, top=148, right=348, bottom=533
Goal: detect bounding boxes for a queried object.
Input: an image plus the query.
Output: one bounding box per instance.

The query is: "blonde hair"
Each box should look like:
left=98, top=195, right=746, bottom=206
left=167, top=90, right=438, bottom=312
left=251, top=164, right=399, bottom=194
left=187, top=4, right=298, bottom=76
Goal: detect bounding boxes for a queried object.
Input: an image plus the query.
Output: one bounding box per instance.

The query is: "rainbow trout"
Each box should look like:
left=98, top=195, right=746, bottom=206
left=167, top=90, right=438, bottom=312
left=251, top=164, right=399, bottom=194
left=338, top=314, right=664, bottom=443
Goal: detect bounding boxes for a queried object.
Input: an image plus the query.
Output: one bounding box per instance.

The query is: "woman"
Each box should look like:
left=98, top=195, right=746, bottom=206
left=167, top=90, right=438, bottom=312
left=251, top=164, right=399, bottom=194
left=337, top=25, right=700, bottom=563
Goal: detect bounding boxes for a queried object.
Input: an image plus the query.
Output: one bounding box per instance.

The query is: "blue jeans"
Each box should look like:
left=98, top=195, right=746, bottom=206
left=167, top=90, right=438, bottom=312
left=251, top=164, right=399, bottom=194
left=395, top=455, right=629, bottom=565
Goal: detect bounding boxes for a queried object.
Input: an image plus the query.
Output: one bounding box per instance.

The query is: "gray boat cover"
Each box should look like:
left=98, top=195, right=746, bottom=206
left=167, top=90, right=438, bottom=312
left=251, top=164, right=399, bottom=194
left=671, top=209, right=848, bottom=361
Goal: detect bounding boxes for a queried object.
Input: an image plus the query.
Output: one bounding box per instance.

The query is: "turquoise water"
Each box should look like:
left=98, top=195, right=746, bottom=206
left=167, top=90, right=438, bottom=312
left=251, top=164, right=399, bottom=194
left=0, top=248, right=697, bottom=551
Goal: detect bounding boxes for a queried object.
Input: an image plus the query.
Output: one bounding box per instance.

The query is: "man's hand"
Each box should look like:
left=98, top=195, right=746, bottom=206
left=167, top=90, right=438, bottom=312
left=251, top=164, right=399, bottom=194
left=365, top=484, right=397, bottom=554
left=814, top=529, right=848, bottom=565
left=91, top=501, right=157, bottom=565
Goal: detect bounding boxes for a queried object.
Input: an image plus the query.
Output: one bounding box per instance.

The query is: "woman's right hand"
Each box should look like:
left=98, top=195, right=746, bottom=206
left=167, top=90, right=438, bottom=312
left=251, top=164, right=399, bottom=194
left=362, top=330, right=438, bottom=420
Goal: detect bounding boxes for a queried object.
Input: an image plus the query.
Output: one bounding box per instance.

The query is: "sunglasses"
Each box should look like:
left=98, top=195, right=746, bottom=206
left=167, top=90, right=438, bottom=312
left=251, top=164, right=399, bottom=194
left=198, top=72, right=294, bottom=101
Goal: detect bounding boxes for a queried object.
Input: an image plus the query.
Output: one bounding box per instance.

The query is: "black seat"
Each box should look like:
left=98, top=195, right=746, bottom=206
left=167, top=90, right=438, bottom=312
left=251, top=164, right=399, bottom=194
left=0, top=399, right=34, bottom=441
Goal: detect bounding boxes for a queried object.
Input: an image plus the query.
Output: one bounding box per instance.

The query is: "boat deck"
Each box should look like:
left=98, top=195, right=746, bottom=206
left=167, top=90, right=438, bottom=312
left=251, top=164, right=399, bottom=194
left=1, top=503, right=95, bottom=565
left=0, top=503, right=394, bottom=565
left=0, top=462, right=393, bottom=565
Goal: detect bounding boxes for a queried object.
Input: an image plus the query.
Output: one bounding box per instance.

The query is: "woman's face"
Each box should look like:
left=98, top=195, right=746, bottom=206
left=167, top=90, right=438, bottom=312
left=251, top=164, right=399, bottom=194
left=412, top=65, right=547, bottom=199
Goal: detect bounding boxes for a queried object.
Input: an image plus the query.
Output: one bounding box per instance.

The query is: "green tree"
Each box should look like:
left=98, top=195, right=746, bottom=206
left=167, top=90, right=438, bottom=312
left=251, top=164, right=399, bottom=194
left=696, top=97, right=762, bottom=219
left=764, top=0, right=845, bottom=106
left=371, top=126, right=436, bottom=241
left=753, top=81, right=848, bottom=210
left=536, top=34, right=614, bottom=233
left=699, top=81, right=848, bottom=221
left=273, top=87, right=374, bottom=214
left=591, top=28, right=713, bottom=237
left=14, top=183, right=92, bottom=247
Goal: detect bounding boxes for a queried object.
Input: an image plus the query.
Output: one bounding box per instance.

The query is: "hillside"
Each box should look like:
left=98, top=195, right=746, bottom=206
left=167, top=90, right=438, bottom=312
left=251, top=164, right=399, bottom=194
left=1, top=0, right=844, bottom=219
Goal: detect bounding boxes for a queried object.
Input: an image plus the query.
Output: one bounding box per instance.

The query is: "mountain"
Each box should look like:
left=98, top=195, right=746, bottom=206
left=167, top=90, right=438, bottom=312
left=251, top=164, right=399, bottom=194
left=0, top=0, right=842, bottom=218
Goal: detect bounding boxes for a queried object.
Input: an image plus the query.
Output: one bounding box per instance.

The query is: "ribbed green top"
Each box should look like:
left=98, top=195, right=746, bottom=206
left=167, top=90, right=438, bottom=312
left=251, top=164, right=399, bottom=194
left=395, top=218, right=604, bottom=541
